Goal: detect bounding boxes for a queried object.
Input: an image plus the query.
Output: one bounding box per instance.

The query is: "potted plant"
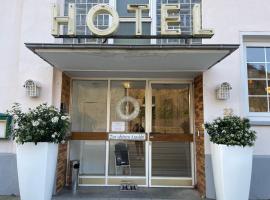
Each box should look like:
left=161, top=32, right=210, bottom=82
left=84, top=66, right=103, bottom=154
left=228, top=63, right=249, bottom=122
left=205, top=115, right=256, bottom=200
left=7, top=103, right=70, bottom=200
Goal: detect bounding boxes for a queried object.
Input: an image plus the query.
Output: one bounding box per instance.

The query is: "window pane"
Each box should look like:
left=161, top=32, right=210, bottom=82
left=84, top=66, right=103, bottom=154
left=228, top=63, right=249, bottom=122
left=267, top=81, right=270, bottom=95
left=267, top=64, right=270, bottom=79
left=247, top=63, right=266, bottom=78
left=72, top=80, right=107, bottom=132
left=249, top=97, right=268, bottom=112
left=114, top=22, right=151, bottom=45
left=248, top=80, right=267, bottom=95
left=71, top=80, right=108, bottom=176
left=80, top=141, right=106, bottom=175
left=246, top=47, right=265, bottom=62
left=110, top=80, right=146, bottom=132
left=266, top=48, right=270, bottom=62
left=117, top=0, right=149, bottom=17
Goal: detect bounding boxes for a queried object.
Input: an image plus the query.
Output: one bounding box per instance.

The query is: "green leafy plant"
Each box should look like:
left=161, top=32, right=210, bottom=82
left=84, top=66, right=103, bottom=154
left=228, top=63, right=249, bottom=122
left=204, top=115, right=256, bottom=147
left=7, top=103, right=70, bottom=144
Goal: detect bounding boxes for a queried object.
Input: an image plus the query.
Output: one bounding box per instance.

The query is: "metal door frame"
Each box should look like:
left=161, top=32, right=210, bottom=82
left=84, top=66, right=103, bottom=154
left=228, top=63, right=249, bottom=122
left=148, top=80, right=195, bottom=187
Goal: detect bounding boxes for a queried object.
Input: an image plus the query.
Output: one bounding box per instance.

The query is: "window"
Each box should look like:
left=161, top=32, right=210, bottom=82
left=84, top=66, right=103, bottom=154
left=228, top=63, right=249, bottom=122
left=246, top=47, right=270, bottom=112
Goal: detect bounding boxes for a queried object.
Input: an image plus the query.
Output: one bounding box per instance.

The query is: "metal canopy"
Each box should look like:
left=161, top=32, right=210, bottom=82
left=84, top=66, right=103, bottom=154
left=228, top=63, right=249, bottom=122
left=25, top=43, right=239, bottom=78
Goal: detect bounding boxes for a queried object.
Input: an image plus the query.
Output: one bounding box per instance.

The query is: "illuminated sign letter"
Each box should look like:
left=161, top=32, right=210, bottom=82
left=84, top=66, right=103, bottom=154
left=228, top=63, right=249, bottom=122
left=192, top=4, right=214, bottom=37
left=51, top=3, right=76, bottom=36
left=161, top=4, right=181, bottom=35
left=87, top=4, right=119, bottom=36
left=127, top=4, right=149, bottom=35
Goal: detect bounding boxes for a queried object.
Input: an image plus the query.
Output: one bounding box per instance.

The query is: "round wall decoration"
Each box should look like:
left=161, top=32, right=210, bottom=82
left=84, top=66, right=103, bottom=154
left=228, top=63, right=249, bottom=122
left=116, top=96, right=140, bottom=121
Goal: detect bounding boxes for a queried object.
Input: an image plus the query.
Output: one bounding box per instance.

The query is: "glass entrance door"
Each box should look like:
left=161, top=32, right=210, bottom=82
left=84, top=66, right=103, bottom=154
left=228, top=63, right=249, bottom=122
left=108, top=80, right=147, bottom=186
left=70, top=80, right=194, bottom=187
left=149, top=82, right=194, bottom=187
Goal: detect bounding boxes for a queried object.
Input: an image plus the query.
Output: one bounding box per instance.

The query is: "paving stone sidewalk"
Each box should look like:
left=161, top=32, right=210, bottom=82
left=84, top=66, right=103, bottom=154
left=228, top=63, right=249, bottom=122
left=0, top=187, right=202, bottom=200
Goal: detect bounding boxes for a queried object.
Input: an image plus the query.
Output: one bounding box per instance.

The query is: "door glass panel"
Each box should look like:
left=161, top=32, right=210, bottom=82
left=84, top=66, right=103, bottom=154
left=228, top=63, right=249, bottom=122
left=151, top=84, right=190, bottom=134
left=110, top=80, right=146, bottom=132
left=152, top=142, right=191, bottom=177
left=151, top=83, right=192, bottom=178
left=108, top=141, right=145, bottom=176
left=109, top=80, right=146, bottom=176
left=71, top=80, right=108, bottom=175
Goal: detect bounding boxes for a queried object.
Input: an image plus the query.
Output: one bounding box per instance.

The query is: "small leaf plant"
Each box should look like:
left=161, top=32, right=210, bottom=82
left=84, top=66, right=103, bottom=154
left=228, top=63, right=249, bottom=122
left=205, top=115, right=256, bottom=147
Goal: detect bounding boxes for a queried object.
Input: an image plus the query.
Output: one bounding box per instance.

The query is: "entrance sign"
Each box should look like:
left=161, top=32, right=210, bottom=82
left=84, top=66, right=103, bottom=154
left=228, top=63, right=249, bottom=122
left=51, top=3, right=214, bottom=38
left=109, top=133, right=146, bottom=141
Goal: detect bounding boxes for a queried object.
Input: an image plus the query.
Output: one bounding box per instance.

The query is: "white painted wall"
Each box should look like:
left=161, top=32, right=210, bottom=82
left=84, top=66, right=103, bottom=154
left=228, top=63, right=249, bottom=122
left=0, top=0, right=61, bottom=153
left=202, top=0, right=270, bottom=155
left=0, top=0, right=22, bottom=114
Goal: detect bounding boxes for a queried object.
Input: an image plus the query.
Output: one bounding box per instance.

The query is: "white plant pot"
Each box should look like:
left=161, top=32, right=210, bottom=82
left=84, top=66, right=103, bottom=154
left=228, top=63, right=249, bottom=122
left=16, top=142, right=58, bottom=200
left=211, top=142, right=253, bottom=200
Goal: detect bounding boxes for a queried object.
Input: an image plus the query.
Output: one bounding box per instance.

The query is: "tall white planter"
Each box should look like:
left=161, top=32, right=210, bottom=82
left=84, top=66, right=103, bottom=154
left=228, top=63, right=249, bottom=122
left=16, top=142, right=58, bottom=200
left=211, top=142, right=253, bottom=200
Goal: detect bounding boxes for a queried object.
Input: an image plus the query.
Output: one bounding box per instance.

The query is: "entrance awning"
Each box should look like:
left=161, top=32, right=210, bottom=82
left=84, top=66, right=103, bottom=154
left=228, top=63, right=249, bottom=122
left=25, top=43, right=239, bottom=78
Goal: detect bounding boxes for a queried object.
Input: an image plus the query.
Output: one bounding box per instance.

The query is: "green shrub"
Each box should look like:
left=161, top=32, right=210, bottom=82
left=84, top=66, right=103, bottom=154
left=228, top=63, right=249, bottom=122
left=7, top=103, right=70, bottom=144
left=204, top=116, right=256, bottom=147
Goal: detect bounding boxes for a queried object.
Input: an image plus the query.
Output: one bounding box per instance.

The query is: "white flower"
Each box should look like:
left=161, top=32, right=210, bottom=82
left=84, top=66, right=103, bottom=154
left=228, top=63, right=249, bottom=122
left=14, top=124, right=19, bottom=129
left=51, top=116, right=59, bottom=123
left=61, top=140, right=65, bottom=144
left=214, top=124, right=218, bottom=128
left=51, top=134, right=56, bottom=138
left=32, top=121, right=39, bottom=127
left=61, top=115, right=70, bottom=121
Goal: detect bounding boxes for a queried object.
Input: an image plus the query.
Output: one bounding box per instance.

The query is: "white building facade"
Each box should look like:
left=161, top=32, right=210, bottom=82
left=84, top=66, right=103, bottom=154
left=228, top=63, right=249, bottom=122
left=1, top=0, right=270, bottom=199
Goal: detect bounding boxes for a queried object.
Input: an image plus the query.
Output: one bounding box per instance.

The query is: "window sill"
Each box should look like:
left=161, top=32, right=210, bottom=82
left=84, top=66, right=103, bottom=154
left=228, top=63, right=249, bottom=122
left=248, top=115, right=270, bottom=126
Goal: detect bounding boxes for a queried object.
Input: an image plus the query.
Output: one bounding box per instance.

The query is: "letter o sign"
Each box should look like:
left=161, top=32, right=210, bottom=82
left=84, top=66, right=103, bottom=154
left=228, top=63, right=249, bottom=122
left=86, top=4, right=119, bottom=36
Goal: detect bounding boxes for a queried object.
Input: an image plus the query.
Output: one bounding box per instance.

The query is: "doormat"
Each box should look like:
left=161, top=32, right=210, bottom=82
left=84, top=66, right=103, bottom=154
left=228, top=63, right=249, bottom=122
left=120, top=183, right=138, bottom=191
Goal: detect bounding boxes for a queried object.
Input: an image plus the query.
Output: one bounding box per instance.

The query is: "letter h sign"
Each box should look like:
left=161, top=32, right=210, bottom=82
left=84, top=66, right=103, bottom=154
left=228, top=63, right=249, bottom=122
left=52, top=3, right=76, bottom=36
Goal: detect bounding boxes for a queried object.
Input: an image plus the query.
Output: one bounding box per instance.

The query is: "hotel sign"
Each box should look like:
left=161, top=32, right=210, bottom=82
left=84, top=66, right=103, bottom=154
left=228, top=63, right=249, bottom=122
left=109, top=133, right=146, bottom=141
left=51, top=3, right=214, bottom=38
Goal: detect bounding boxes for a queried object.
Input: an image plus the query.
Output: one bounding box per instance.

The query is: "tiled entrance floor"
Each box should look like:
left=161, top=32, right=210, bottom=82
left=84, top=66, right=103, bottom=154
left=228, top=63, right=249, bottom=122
left=53, top=187, right=201, bottom=200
